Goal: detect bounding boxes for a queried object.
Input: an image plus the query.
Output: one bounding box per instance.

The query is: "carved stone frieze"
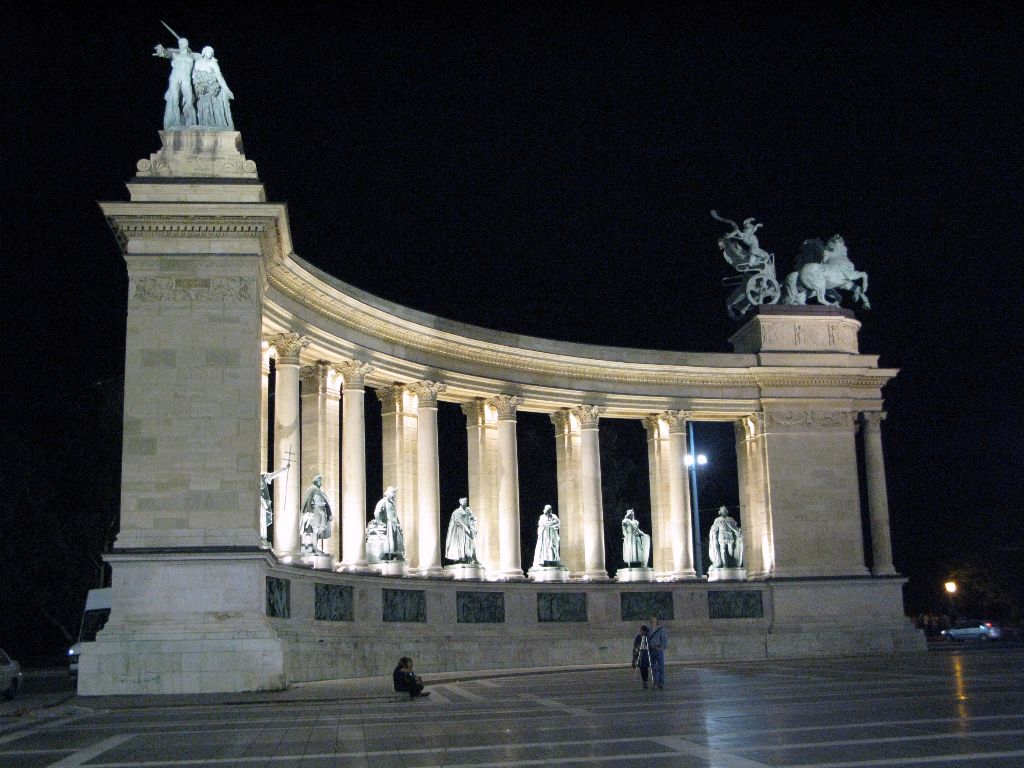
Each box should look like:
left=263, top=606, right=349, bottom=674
left=490, top=394, right=524, bottom=421
left=571, top=404, right=604, bottom=429
left=333, top=360, right=374, bottom=390
left=408, top=380, right=447, bottom=408
left=131, top=276, right=255, bottom=304
left=764, top=410, right=856, bottom=431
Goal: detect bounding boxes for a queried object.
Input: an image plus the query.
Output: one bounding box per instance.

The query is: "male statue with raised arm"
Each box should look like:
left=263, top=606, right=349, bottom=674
left=153, top=37, right=198, bottom=129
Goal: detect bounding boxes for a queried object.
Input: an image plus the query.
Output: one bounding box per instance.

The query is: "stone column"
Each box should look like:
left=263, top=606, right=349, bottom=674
left=551, top=409, right=584, bottom=576
left=463, top=399, right=498, bottom=572
left=643, top=415, right=670, bottom=576
left=410, top=381, right=447, bottom=576
left=734, top=413, right=774, bottom=578
left=377, top=384, right=418, bottom=566
left=573, top=405, right=608, bottom=580
left=269, top=333, right=308, bottom=557
left=260, top=341, right=272, bottom=474
left=492, top=395, right=525, bottom=579
left=335, top=360, right=373, bottom=570
left=861, top=411, right=897, bottom=575
left=662, top=410, right=696, bottom=579
left=300, top=362, right=341, bottom=560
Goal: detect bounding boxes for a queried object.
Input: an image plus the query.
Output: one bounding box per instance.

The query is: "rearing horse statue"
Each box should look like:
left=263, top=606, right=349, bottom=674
left=781, top=236, right=870, bottom=309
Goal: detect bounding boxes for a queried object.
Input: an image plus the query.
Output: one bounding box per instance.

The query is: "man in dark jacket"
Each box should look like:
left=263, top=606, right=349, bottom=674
left=393, top=657, right=429, bottom=699
left=647, top=615, right=669, bottom=689
left=631, top=625, right=651, bottom=689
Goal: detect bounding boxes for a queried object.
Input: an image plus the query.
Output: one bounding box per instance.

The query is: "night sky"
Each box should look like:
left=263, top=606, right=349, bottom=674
left=2, top=3, right=1021, bottom=661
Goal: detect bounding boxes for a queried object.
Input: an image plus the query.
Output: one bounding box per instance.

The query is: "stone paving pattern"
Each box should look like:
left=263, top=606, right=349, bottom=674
left=2, top=648, right=1022, bottom=767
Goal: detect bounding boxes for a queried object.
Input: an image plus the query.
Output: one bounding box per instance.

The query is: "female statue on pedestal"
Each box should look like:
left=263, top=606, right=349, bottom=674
left=621, top=509, right=651, bottom=567
left=532, top=505, right=561, bottom=567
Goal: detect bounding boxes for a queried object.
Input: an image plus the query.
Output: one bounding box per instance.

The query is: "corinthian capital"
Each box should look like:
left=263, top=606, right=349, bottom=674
left=550, top=409, right=572, bottom=434
left=300, top=362, right=333, bottom=394
left=571, top=404, right=604, bottom=429
left=375, top=384, right=404, bottom=412
left=408, top=380, right=447, bottom=408
left=489, top=394, right=524, bottom=421
left=659, top=409, right=689, bottom=434
left=642, top=414, right=663, bottom=440
left=860, top=411, right=887, bottom=431
left=461, top=398, right=488, bottom=426
left=333, top=360, right=374, bottom=389
left=266, top=332, right=309, bottom=365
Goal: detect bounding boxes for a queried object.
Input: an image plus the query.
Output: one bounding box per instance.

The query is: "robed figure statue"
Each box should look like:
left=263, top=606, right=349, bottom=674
left=532, top=505, right=561, bottom=567
left=444, top=498, right=479, bottom=564
left=372, top=486, right=405, bottom=561
left=621, top=509, right=651, bottom=567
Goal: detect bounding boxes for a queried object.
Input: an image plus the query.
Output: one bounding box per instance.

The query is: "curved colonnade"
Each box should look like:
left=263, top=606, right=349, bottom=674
left=80, top=131, right=922, bottom=695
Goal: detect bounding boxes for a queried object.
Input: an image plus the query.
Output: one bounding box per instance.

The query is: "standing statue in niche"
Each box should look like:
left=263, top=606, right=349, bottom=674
left=708, top=506, right=744, bottom=571
left=299, top=474, right=333, bottom=555
left=372, top=486, right=405, bottom=561
left=192, top=46, right=234, bottom=129
left=259, top=463, right=289, bottom=543
left=532, top=505, right=561, bottom=567
left=621, top=509, right=651, bottom=568
left=445, top=497, right=479, bottom=564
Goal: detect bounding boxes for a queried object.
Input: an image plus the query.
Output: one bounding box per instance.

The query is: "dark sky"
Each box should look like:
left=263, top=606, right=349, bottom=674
left=2, top=3, right=1022, bottom=657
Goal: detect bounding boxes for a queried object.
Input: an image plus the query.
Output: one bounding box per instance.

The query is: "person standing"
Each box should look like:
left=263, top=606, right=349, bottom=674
left=647, top=615, right=669, bottom=689
left=631, top=625, right=651, bottom=689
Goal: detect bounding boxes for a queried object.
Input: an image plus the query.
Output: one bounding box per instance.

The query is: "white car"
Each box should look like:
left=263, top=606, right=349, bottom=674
left=1, top=648, right=22, bottom=700
left=941, top=620, right=1003, bottom=641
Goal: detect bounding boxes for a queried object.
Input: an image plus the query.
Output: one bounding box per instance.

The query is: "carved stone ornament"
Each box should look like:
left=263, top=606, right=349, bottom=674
left=642, top=414, right=662, bottom=440
left=460, top=399, right=488, bottom=426
left=301, top=362, right=338, bottom=395
left=860, top=411, right=887, bottom=431
left=764, top=410, right=856, bottom=431
left=408, top=380, right=447, bottom=407
left=659, top=410, right=689, bottom=433
left=490, top=394, right=524, bottom=421
left=375, top=384, right=404, bottom=412
left=131, top=276, right=254, bottom=304
left=333, top=360, right=373, bottom=390
left=549, top=409, right=572, bottom=434
left=266, top=332, right=309, bottom=365
left=571, top=404, right=604, bottom=429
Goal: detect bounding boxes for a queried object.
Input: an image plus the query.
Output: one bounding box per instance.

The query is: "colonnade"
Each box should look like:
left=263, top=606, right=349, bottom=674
left=262, top=332, right=896, bottom=580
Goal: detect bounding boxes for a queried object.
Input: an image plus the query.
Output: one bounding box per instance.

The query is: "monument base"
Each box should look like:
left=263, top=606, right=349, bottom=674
left=445, top=563, right=485, bottom=580
left=616, top=567, right=655, bottom=583
left=529, top=565, right=570, bottom=582
left=708, top=567, right=747, bottom=582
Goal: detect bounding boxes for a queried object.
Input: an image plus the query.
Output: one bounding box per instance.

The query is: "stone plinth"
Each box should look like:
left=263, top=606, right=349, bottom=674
left=529, top=565, right=570, bottom=582
left=707, top=567, right=746, bottom=582
left=729, top=305, right=860, bottom=354
left=373, top=561, right=409, bottom=577
left=615, top=567, right=655, bottom=583
left=445, top=563, right=485, bottom=580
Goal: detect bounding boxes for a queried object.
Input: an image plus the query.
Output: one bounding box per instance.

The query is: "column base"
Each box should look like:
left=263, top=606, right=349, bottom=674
left=497, top=570, right=528, bottom=582
left=529, top=565, right=570, bottom=582
left=657, top=569, right=699, bottom=581
left=577, top=570, right=611, bottom=582
left=708, top=567, right=747, bottom=582
left=415, top=565, right=447, bottom=578
left=302, top=553, right=334, bottom=570
left=445, top=563, right=486, bottom=580
left=615, top=567, right=655, bottom=583
left=336, top=560, right=372, bottom=574
left=372, top=561, right=409, bottom=577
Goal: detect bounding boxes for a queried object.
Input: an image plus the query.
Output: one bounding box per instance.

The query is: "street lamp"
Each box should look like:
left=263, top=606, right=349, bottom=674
left=685, top=423, right=708, bottom=576
left=944, top=580, right=957, bottom=623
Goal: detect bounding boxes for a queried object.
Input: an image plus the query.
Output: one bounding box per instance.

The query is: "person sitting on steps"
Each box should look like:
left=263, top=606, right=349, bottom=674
left=393, top=656, right=429, bottom=699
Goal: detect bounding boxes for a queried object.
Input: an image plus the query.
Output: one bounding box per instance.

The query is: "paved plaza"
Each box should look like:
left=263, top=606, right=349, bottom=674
left=2, top=647, right=1023, bottom=767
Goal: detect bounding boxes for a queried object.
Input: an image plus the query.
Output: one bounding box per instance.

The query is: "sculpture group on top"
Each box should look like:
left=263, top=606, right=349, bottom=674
left=152, top=22, right=234, bottom=130
left=712, top=210, right=870, bottom=319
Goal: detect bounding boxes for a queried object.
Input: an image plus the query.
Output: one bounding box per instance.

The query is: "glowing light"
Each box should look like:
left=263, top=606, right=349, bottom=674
left=944, top=581, right=957, bottom=594
left=684, top=454, right=708, bottom=467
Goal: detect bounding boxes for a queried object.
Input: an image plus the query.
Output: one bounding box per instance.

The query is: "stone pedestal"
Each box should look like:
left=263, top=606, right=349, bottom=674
left=529, top=565, right=570, bottom=582
left=615, top=567, right=655, bottom=583
left=708, top=567, right=746, bottom=582
left=374, top=561, right=409, bottom=577
left=445, top=563, right=485, bottom=580
left=310, top=554, right=333, bottom=571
